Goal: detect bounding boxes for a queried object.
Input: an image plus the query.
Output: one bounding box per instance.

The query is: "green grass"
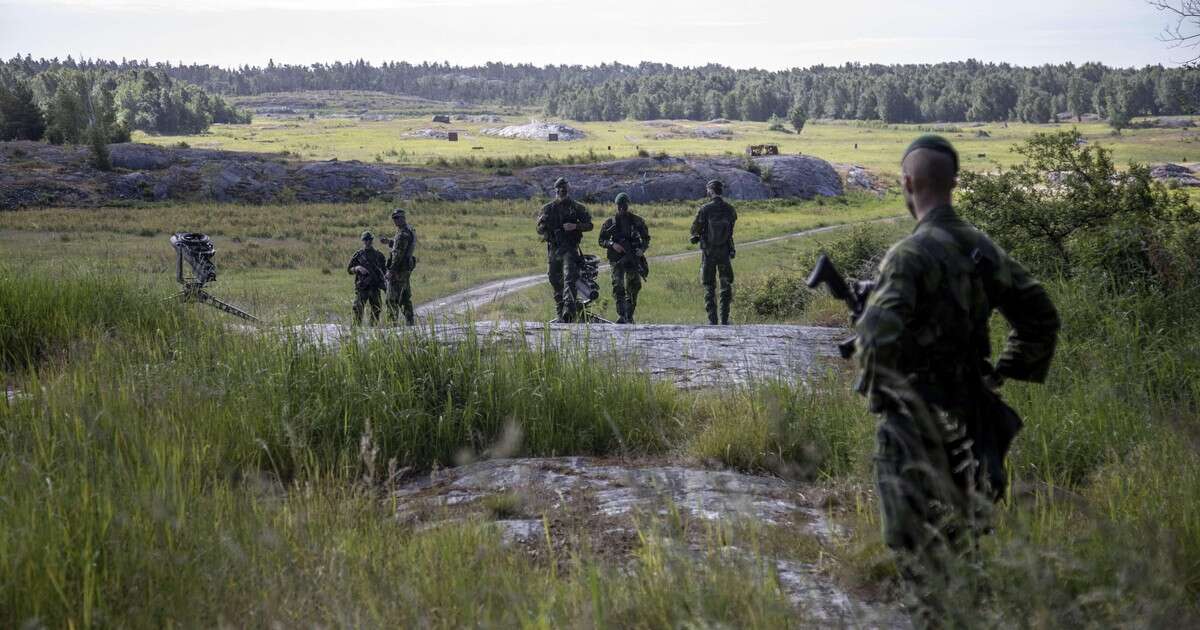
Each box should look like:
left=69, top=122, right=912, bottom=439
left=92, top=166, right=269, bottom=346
left=0, top=194, right=897, bottom=322
left=2, top=248, right=1200, bottom=625
left=134, top=114, right=1200, bottom=179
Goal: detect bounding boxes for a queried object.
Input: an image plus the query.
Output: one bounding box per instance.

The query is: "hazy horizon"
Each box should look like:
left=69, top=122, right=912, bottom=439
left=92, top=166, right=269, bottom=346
left=0, top=0, right=1191, bottom=72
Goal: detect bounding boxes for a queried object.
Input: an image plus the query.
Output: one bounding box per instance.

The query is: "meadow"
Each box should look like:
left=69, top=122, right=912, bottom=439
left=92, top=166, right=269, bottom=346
left=4, top=109, right=1200, bottom=626
left=0, top=193, right=898, bottom=322
left=133, top=107, right=1200, bottom=179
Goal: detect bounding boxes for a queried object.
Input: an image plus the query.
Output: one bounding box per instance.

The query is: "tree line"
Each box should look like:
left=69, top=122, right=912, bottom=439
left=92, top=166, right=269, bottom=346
left=4, top=55, right=1200, bottom=135
left=0, top=61, right=249, bottom=148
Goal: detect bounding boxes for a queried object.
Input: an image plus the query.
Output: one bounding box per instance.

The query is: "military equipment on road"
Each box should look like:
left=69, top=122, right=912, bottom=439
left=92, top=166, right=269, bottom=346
left=805, top=254, right=873, bottom=358
left=168, top=232, right=260, bottom=322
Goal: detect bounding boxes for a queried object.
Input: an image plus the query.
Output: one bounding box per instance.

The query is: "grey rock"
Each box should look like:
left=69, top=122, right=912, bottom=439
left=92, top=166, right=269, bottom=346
left=109, top=143, right=176, bottom=170
left=1151, top=163, right=1200, bottom=186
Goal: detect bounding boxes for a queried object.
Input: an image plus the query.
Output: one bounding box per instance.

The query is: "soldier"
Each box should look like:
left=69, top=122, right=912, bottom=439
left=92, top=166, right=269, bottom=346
left=346, top=230, right=387, bottom=325
left=853, top=135, right=1060, bottom=625
left=536, top=177, right=593, bottom=322
left=383, top=208, right=417, bottom=326
left=598, top=192, right=651, bottom=324
left=689, top=179, right=737, bottom=325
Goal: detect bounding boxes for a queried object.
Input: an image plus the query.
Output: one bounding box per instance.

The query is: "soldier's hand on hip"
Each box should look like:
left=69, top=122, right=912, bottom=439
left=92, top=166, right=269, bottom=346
left=689, top=235, right=701, bottom=244
left=562, top=222, right=578, bottom=232
left=354, top=266, right=368, bottom=275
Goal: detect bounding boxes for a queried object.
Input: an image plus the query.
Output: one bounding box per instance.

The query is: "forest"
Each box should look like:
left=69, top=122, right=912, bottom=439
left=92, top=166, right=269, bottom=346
left=6, top=55, right=1200, bottom=128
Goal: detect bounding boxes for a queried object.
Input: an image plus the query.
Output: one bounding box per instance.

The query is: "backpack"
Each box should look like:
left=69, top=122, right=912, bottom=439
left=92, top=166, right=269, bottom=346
left=705, top=213, right=733, bottom=249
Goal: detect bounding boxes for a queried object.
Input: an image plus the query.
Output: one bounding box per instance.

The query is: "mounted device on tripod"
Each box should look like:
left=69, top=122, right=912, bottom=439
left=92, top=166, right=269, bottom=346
left=551, top=252, right=613, bottom=324
left=168, top=232, right=260, bottom=323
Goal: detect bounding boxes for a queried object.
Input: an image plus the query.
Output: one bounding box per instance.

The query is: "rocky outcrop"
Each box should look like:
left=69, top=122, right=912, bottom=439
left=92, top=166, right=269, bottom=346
left=392, top=457, right=907, bottom=628
left=0, top=141, right=844, bottom=209
left=1151, top=163, right=1200, bottom=187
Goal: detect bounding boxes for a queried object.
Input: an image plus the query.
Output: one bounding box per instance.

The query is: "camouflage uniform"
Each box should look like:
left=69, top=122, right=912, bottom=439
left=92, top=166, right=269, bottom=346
left=386, top=226, right=417, bottom=325
left=598, top=210, right=651, bottom=324
left=690, top=196, right=737, bottom=324
left=854, top=204, right=1059, bottom=620
left=347, top=244, right=387, bottom=325
left=536, top=196, right=593, bottom=322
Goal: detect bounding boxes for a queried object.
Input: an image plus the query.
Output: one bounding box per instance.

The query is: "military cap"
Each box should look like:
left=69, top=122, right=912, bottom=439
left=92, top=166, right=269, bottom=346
left=390, top=208, right=407, bottom=219
left=553, top=177, right=569, bottom=189
left=361, top=230, right=374, bottom=241
left=614, top=192, right=630, bottom=205
left=903, top=134, right=959, bottom=174
left=706, top=179, right=724, bottom=193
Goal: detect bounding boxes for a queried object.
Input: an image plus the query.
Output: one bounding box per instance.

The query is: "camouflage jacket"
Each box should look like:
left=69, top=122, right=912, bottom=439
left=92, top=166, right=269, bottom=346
left=853, top=205, right=1060, bottom=411
left=347, top=247, right=387, bottom=291
left=598, top=213, right=651, bottom=264
left=387, top=227, right=417, bottom=273
left=690, top=197, right=737, bottom=255
left=536, top=198, right=593, bottom=253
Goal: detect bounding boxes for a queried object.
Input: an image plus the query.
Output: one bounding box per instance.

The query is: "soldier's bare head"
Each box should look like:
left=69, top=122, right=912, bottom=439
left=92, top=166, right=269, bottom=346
left=901, top=135, right=958, bottom=219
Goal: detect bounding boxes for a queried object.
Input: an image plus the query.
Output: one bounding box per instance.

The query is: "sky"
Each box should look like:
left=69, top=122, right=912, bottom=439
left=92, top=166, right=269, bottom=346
left=0, top=0, right=1192, bottom=70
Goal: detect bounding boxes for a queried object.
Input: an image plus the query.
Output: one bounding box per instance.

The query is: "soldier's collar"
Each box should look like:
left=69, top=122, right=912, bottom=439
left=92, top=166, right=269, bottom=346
left=915, top=204, right=957, bottom=228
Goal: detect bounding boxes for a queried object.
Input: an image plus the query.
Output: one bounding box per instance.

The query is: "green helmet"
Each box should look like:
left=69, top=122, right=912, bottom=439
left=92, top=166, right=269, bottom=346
left=706, top=179, right=724, bottom=194
left=391, top=208, right=407, bottom=219
left=361, top=230, right=374, bottom=241
left=614, top=192, right=630, bottom=205
left=553, top=177, right=568, bottom=189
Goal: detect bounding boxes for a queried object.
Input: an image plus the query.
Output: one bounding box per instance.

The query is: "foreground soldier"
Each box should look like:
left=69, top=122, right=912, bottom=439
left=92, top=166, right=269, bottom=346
left=383, top=208, right=417, bottom=326
left=689, top=180, right=737, bottom=324
left=536, top=177, right=593, bottom=322
left=346, top=230, right=387, bottom=325
left=598, top=192, right=651, bottom=324
left=854, top=136, right=1060, bottom=625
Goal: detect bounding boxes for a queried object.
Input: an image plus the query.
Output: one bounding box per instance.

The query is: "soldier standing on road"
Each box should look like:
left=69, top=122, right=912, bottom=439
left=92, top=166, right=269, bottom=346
left=383, top=208, right=417, bottom=326
left=536, top=177, right=593, bottom=322
left=598, top=192, right=650, bottom=324
left=347, top=230, right=387, bottom=325
left=690, top=179, right=737, bottom=325
left=853, top=135, right=1060, bottom=626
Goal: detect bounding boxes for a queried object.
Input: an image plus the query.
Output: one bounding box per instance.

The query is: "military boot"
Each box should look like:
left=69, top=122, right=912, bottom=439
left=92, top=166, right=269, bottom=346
left=615, top=299, right=628, bottom=324
left=720, top=300, right=731, bottom=325
left=706, top=306, right=718, bottom=325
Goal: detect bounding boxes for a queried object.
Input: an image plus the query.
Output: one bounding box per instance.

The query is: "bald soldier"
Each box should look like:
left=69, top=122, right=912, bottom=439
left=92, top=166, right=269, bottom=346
left=853, top=135, right=1060, bottom=624
left=536, top=177, right=593, bottom=322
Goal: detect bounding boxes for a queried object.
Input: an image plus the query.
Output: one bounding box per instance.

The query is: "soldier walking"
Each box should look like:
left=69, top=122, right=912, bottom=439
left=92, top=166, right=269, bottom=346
left=853, top=136, right=1060, bottom=626
left=598, top=192, right=650, bottom=324
left=536, top=177, right=593, bottom=322
left=690, top=180, right=737, bottom=325
left=346, top=230, right=387, bottom=325
left=383, top=208, right=417, bottom=326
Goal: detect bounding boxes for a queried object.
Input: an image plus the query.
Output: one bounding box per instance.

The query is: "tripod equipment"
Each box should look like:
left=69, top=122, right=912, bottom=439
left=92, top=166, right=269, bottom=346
left=551, top=252, right=613, bottom=324
left=168, top=233, right=260, bottom=323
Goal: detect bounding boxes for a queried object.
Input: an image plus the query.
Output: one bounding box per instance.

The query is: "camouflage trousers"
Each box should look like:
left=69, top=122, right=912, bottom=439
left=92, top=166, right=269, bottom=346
left=700, top=251, right=734, bottom=324
left=611, top=263, right=642, bottom=323
left=874, top=401, right=991, bottom=628
left=352, top=287, right=383, bottom=325
left=547, top=247, right=582, bottom=322
left=387, top=269, right=414, bottom=325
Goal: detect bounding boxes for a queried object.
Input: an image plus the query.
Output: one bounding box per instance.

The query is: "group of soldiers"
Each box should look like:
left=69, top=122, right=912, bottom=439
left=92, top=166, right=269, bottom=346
left=347, top=175, right=742, bottom=327
left=346, top=208, right=417, bottom=326
left=345, top=135, right=1062, bottom=626
left=535, top=176, right=738, bottom=324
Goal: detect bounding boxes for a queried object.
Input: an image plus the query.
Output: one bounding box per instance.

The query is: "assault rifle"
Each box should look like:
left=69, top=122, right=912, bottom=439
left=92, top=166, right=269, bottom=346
left=614, top=234, right=649, bottom=280
left=805, top=254, right=873, bottom=359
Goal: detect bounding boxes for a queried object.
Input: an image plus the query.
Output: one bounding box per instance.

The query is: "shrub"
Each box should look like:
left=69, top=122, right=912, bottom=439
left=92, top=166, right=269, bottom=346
left=958, top=130, right=1198, bottom=280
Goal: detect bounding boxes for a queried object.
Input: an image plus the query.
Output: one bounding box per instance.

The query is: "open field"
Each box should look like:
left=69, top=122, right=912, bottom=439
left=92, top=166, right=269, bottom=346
left=134, top=107, right=1200, bottom=179
left=0, top=194, right=897, bottom=322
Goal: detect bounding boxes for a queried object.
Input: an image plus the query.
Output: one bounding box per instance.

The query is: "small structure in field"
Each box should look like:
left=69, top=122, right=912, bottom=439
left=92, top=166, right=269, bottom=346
left=447, top=132, right=459, bottom=142
left=548, top=133, right=559, bottom=142
left=432, top=115, right=451, bottom=124
left=747, top=144, right=779, bottom=156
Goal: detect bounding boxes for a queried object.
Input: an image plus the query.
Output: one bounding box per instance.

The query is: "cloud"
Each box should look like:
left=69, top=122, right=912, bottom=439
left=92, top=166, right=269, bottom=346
left=2, top=0, right=558, bottom=11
